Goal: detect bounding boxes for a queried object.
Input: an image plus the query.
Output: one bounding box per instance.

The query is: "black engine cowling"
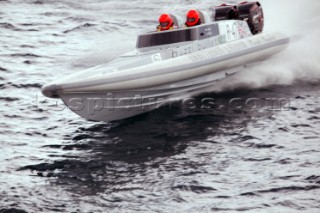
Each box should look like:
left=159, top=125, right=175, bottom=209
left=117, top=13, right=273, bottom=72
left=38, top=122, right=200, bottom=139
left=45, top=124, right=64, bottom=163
left=237, top=1, right=264, bottom=34
left=214, top=4, right=238, bottom=21
left=213, top=1, right=264, bottom=35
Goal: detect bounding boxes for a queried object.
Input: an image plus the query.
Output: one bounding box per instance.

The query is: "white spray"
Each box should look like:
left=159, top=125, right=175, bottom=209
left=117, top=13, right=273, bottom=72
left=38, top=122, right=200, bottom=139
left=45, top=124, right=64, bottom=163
left=213, top=0, right=320, bottom=91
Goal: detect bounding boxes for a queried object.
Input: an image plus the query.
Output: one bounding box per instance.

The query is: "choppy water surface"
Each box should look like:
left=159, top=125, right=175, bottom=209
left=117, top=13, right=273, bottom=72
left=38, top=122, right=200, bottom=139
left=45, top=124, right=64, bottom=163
left=1, top=0, right=320, bottom=212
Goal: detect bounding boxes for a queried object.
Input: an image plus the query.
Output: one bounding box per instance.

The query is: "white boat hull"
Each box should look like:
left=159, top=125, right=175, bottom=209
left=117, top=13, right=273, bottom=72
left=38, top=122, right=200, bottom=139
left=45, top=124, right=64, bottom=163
left=42, top=22, right=289, bottom=122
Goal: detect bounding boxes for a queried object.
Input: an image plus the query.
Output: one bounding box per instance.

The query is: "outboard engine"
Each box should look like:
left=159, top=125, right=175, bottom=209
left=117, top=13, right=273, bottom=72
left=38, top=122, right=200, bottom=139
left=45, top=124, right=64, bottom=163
left=212, top=1, right=264, bottom=35
left=213, top=4, right=238, bottom=21
left=237, top=1, right=264, bottom=34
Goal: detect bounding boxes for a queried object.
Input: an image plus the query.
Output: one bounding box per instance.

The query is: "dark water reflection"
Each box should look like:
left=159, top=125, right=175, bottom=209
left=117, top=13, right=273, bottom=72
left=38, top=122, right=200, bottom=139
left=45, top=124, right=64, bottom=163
left=20, top=88, right=269, bottom=196
left=12, top=83, right=320, bottom=212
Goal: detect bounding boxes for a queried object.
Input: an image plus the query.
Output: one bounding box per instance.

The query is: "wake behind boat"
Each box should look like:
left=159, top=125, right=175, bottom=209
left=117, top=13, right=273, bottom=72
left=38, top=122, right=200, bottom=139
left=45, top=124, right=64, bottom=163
left=41, top=2, right=289, bottom=122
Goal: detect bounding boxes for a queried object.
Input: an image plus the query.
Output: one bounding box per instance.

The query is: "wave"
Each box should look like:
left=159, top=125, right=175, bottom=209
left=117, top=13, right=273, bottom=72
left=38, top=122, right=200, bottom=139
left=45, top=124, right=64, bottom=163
left=63, top=22, right=97, bottom=33
left=0, top=208, right=28, bottom=213
left=0, top=66, right=8, bottom=72
left=7, top=82, right=42, bottom=89
left=0, top=97, right=19, bottom=102
left=257, top=185, right=320, bottom=194
left=6, top=53, right=42, bottom=58
left=0, top=22, right=21, bottom=31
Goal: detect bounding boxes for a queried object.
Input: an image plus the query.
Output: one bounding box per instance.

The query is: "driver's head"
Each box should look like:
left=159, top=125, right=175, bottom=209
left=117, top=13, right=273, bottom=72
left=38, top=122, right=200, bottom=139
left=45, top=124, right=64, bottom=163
left=158, top=14, right=173, bottom=31
left=186, top=9, right=201, bottom=27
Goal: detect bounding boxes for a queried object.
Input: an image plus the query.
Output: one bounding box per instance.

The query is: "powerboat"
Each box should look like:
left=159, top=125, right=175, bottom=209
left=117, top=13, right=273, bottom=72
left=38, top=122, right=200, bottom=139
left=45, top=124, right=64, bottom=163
left=41, top=2, right=289, bottom=122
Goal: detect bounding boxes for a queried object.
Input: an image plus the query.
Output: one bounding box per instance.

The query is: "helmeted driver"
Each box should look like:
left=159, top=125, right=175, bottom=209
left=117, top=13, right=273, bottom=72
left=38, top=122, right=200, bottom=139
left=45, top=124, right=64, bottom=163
left=157, top=14, right=174, bottom=31
left=185, top=9, right=202, bottom=27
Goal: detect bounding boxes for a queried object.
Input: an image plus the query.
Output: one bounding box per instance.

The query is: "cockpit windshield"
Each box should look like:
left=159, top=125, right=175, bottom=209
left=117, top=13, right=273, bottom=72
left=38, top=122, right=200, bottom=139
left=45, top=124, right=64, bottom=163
left=136, top=23, right=219, bottom=48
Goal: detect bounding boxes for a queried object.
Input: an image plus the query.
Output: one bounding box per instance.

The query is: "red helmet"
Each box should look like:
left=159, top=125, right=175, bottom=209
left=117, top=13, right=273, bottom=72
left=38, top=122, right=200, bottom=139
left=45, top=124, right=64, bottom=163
left=158, top=14, right=173, bottom=31
left=186, top=9, right=200, bottom=27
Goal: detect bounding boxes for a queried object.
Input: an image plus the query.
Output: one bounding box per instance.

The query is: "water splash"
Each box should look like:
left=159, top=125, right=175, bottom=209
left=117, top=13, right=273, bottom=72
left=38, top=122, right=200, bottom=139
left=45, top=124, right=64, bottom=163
left=215, top=0, right=320, bottom=91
